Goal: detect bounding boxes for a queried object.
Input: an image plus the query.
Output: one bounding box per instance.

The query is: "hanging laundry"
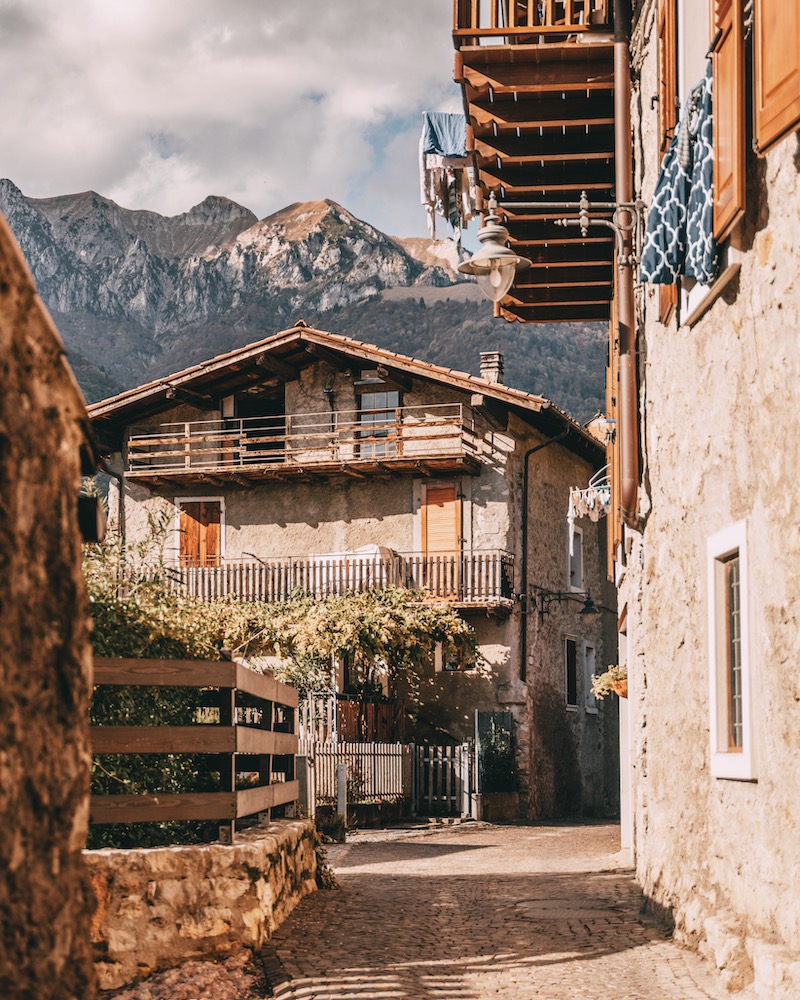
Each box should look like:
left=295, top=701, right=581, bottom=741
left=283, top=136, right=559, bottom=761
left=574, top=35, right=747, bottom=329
left=419, top=112, right=476, bottom=244
left=684, top=67, right=719, bottom=283
left=640, top=62, right=719, bottom=286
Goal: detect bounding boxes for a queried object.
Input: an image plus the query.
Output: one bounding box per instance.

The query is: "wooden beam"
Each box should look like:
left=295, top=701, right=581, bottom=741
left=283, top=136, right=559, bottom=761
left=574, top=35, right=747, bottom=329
left=462, top=60, right=614, bottom=94
left=470, top=393, right=508, bottom=431
left=470, top=94, right=614, bottom=128
left=165, top=386, right=218, bottom=410
left=255, top=353, right=300, bottom=381
left=475, top=129, right=615, bottom=162
left=340, top=464, right=369, bottom=478
left=305, top=343, right=353, bottom=373
left=375, top=364, right=412, bottom=391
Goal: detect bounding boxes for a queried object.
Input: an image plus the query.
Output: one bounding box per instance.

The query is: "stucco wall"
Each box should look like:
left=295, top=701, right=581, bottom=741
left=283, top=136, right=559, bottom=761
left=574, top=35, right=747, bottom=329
left=624, top=6, right=800, bottom=994
left=85, top=819, right=317, bottom=991
left=0, top=214, right=96, bottom=997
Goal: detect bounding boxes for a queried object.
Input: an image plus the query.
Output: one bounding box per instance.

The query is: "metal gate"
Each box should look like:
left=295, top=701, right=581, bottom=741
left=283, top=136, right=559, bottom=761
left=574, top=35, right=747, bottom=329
left=412, top=743, right=477, bottom=817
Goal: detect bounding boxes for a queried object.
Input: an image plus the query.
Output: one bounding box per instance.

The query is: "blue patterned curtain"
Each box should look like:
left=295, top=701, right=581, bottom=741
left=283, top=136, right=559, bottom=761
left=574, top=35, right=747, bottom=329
left=640, top=62, right=719, bottom=286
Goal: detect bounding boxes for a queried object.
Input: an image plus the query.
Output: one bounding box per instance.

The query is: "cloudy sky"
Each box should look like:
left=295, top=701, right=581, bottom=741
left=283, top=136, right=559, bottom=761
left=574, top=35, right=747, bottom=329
left=0, top=0, right=465, bottom=238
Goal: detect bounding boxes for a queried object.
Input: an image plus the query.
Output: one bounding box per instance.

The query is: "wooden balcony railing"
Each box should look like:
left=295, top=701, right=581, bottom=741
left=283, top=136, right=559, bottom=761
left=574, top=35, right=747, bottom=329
left=454, top=0, right=611, bottom=42
left=90, top=656, right=299, bottom=843
left=127, top=403, right=477, bottom=477
left=166, top=550, right=515, bottom=607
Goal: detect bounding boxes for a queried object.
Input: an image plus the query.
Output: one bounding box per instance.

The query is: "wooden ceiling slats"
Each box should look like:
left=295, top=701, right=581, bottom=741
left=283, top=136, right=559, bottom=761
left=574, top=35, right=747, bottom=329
left=474, top=130, right=614, bottom=161
left=505, top=285, right=612, bottom=305
left=463, top=62, right=614, bottom=93
left=500, top=303, right=611, bottom=322
left=470, top=95, right=614, bottom=128
left=457, top=30, right=616, bottom=322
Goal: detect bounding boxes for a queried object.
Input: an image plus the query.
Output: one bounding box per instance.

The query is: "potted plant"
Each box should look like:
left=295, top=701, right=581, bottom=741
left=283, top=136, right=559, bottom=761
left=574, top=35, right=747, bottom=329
left=591, top=665, right=628, bottom=700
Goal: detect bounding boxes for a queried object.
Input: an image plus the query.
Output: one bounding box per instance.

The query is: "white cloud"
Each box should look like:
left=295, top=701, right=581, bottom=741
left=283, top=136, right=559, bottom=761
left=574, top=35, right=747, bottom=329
left=0, top=0, right=464, bottom=236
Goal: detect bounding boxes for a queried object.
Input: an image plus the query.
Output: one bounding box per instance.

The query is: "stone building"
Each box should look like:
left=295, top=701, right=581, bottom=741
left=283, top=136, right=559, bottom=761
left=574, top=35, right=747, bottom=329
left=89, top=323, right=618, bottom=819
left=0, top=213, right=98, bottom=995
left=449, top=0, right=800, bottom=993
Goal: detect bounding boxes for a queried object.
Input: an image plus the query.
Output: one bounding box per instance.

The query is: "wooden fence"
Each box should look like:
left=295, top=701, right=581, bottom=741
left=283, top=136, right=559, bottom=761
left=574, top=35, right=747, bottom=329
left=298, top=741, right=410, bottom=805
left=90, top=656, right=299, bottom=842
left=297, top=741, right=478, bottom=817
left=412, top=744, right=477, bottom=817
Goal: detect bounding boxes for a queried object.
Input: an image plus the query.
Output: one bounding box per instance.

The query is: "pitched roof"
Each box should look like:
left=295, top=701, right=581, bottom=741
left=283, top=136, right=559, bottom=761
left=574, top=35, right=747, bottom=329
left=88, top=322, right=602, bottom=462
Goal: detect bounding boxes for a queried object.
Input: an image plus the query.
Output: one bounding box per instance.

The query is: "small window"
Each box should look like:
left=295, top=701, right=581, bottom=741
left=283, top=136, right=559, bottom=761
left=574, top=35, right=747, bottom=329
left=565, top=638, right=578, bottom=709
left=358, top=389, right=400, bottom=458
left=568, top=526, right=584, bottom=591
left=708, top=521, right=755, bottom=779
left=584, top=643, right=598, bottom=713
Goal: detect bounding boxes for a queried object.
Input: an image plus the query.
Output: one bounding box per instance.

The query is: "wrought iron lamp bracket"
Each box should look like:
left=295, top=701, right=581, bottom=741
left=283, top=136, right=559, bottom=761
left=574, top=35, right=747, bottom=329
left=529, top=584, right=595, bottom=621
left=497, top=191, right=647, bottom=271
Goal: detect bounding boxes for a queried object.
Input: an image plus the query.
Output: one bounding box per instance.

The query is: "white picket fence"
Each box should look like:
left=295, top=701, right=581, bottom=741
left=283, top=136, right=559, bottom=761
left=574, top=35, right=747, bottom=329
left=298, top=741, right=409, bottom=804
left=297, top=740, right=477, bottom=817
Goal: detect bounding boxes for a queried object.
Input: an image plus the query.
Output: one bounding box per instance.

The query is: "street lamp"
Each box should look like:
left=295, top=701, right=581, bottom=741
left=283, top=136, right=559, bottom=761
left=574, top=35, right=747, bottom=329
left=529, top=585, right=609, bottom=622
left=457, top=192, right=530, bottom=302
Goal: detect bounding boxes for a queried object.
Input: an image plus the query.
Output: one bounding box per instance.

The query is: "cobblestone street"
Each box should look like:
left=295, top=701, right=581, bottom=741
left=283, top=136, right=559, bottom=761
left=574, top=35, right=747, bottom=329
left=265, top=822, right=735, bottom=1000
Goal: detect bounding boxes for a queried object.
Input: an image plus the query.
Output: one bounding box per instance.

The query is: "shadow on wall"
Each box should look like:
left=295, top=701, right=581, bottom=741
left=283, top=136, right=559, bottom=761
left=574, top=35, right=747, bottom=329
left=532, top=683, right=582, bottom=818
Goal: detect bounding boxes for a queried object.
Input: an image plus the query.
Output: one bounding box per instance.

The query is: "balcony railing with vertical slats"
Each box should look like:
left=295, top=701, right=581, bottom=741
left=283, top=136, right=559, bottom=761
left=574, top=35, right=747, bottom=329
left=454, top=0, right=612, bottom=42
left=163, top=550, right=515, bottom=608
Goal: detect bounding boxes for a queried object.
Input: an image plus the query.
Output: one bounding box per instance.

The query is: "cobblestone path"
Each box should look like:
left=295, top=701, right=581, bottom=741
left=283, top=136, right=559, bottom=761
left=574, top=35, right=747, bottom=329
left=266, top=822, right=734, bottom=1000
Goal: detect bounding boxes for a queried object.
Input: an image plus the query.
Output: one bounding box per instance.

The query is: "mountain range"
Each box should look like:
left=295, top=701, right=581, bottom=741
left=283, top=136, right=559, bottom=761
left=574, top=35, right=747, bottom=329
left=0, top=179, right=608, bottom=422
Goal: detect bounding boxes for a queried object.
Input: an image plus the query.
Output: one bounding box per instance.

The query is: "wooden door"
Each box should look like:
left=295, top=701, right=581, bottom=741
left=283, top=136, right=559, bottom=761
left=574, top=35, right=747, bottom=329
left=179, top=501, right=221, bottom=567
left=422, top=482, right=461, bottom=597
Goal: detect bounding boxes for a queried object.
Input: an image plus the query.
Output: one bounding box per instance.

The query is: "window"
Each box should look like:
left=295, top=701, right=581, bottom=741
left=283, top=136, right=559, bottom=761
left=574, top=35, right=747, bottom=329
left=584, top=643, right=598, bottom=713
left=176, top=498, right=224, bottom=567
left=568, top=526, right=584, bottom=592
left=565, top=637, right=578, bottom=709
left=707, top=521, right=755, bottom=779
left=357, top=388, right=399, bottom=458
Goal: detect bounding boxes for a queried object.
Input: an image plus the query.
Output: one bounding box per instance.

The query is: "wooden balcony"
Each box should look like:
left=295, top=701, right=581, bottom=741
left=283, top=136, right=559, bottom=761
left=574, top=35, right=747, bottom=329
left=165, top=550, right=515, bottom=610
left=126, top=403, right=479, bottom=484
left=454, top=0, right=616, bottom=323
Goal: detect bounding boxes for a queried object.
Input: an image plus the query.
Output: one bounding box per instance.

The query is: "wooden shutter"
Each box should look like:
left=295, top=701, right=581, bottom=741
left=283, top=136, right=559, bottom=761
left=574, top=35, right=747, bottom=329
left=179, top=501, right=221, bottom=567
left=712, top=0, right=746, bottom=240
left=657, top=0, right=679, bottom=323
left=657, top=0, right=678, bottom=154
left=754, top=0, right=800, bottom=153
left=422, top=483, right=460, bottom=555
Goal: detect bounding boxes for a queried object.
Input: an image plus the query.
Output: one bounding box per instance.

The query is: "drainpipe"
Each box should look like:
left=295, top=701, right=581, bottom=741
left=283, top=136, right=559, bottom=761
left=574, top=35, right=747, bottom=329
left=519, top=430, right=570, bottom=681
left=615, top=0, right=639, bottom=526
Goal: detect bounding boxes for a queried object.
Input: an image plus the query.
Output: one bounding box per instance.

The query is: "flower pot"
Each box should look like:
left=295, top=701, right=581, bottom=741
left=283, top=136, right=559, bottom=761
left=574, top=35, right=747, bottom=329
left=611, top=679, right=628, bottom=698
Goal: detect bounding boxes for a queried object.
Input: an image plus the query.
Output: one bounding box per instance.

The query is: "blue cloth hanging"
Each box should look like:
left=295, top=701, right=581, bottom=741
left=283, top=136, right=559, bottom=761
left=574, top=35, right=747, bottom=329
left=640, top=62, right=719, bottom=286
left=420, top=112, right=467, bottom=158
left=684, top=66, right=719, bottom=283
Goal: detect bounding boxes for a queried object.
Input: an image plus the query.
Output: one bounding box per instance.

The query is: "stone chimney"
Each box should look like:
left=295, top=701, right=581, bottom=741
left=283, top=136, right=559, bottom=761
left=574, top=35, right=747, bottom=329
left=480, top=351, right=504, bottom=385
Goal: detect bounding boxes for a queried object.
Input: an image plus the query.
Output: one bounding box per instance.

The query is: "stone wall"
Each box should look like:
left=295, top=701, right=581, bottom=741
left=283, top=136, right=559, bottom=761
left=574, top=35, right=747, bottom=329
left=623, top=5, right=800, bottom=995
left=85, top=819, right=318, bottom=991
left=0, top=213, right=96, bottom=996
left=516, top=427, right=619, bottom=819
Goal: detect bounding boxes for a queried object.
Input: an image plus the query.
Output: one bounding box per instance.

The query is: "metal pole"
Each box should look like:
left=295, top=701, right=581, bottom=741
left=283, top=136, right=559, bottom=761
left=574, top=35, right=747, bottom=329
left=615, top=0, right=639, bottom=526
left=336, top=761, right=347, bottom=830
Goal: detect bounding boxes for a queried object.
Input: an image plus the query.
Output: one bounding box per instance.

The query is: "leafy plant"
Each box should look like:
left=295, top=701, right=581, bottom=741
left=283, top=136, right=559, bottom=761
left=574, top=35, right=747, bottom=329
left=83, top=518, right=479, bottom=847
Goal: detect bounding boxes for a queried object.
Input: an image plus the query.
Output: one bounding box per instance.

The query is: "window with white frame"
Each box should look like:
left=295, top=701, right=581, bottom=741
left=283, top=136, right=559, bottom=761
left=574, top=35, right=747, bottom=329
left=565, top=637, right=578, bottom=709
left=707, top=521, right=755, bottom=780
left=568, top=525, right=584, bottom=592
left=584, top=643, right=597, bottom=713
